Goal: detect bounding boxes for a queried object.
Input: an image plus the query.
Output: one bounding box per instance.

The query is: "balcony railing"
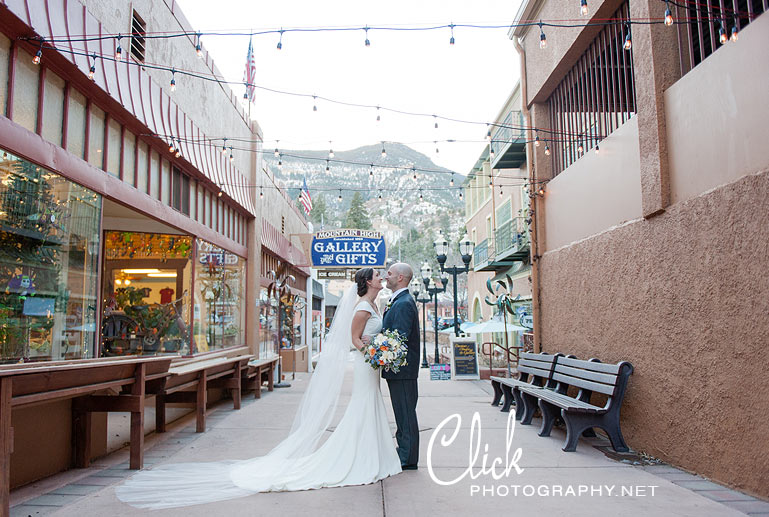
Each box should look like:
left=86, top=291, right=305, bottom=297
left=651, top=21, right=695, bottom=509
left=473, top=218, right=530, bottom=272
left=490, top=111, right=525, bottom=168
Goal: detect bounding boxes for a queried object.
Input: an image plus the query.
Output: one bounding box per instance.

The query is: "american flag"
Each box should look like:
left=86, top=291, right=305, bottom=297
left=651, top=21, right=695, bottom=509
left=299, top=178, right=313, bottom=215
left=243, top=36, right=256, bottom=102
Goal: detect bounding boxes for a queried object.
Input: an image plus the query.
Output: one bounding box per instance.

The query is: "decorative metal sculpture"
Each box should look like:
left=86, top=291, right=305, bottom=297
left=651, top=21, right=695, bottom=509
left=484, top=275, right=521, bottom=377
left=267, top=261, right=297, bottom=386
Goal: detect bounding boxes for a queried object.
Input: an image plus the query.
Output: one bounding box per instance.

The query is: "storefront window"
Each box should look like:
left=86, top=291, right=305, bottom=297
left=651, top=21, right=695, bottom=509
left=193, top=240, right=245, bottom=353
left=0, top=150, right=101, bottom=363
left=259, top=287, right=278, bottom=359
left=101, top=231, right=192, bottom=356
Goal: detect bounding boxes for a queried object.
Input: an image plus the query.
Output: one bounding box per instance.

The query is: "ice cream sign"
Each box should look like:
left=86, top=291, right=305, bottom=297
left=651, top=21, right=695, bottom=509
left=310, top=229, right=387, bottom=268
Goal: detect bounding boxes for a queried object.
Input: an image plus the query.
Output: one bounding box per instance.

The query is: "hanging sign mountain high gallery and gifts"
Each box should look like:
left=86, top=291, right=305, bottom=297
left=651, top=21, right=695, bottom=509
left=310, top=229, right=387, bottom=268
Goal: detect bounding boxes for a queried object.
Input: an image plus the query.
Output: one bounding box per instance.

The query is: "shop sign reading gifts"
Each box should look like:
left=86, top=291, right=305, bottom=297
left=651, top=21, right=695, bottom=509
left=311, top=230, right=387, bottom=268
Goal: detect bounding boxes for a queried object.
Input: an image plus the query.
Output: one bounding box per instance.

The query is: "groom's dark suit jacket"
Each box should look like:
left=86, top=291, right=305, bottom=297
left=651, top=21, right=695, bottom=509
left=381, top=289, right=420, bottom=380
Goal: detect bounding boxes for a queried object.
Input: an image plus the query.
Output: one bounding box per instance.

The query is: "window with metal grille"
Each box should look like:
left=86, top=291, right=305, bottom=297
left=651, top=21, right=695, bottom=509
left=673, top=0, right=766, bottom=75
left=130, top=11, right=146, bottom=63
left=171, top=167, right=190, bottom=215
left=546, top=1, right=636, bottom=177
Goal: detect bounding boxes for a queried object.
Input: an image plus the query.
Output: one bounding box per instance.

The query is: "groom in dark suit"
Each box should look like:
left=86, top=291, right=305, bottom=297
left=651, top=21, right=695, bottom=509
left=381, top=263, right=421, bottom=470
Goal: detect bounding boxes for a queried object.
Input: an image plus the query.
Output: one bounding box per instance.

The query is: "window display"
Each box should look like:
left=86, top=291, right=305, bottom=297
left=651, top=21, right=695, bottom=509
left=0, top=150, right=101, bottom=363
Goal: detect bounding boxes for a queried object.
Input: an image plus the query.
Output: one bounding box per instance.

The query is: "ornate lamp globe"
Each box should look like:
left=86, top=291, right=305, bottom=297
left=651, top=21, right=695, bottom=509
left=433, top=232, right=449, bottom=267
left=409, top=278, right=421, bottom=297
left=458, top=233, right=475, bottom=265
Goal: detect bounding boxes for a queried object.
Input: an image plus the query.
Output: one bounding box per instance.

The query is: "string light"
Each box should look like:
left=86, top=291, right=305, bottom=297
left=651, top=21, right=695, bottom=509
left=664, top=2, right=674, bottom=26
left=312, top=95, right=318, bottom=112
left=88, top=53, right=96, bottom=80
left=338, top=189, right=342, bottom=202
left=434, top=141, right=439, bottom=155
left=175, top=139, right=182, bottom=158
left=539, top=22, right=547, bottom=49
left=595, top=145, right=600, bottom=154
left=170, top=69, right=176, bottom=92
left=229, top=147, right=234, bottom=161
left=580, top=0, right=588, bottom=16
left=544, top=145, right=551, bottom=156
left=459, top=189, right=463, bottom=200
left=490, top=147, right=495, bottom=159
left=222, top=138, right=228, bottom=154
left=381, top=142, right=387, bottom=159
left=450, top=174, right=454, bottom=187
left=577, top=141, right=584, bottom=153
left=33, top=40, right=43, bottom=65
left=535, top=134, right=540, bottom=147
left=433, top=115, right=439, bottom=129
left=378, top=190, right=382, bottom=200
left=449, top=23, right=455, bottom=45
left=169, top=141, right=176, bottom=153
left=538, top=186, right=545, bottom=196
left=115, top=35, right=122, bottom=60
left=326, top=160, right=330, bottom=172
left=486, top=126, right=492, bottom=141
left=364, top=26, right=370, bottom=47
left=369, top=164, right=374, bottom=177
left=218, top=190, right=223, bottom=197
left=719, top=21, right=727, bottom=44
left=419, top=189, right=423, bottom=201
left=731, top=19, right=739, bottom=41
left=278, top=154, right=283, bottom=169
left=500, top=186, right=504, bottom=197
left=412, top=168, right=417, bottom=181
left=623, top=24, right=632, bottom=50
left=277, top=29, right=284, bottom=50
left=376, top=106, right=381, bottom=122
left=274, top=141, right=280, bottom=157
left=328, top=142, right=334, bottom=159
left=260, top=187, right=264, bottom=199
left=196, top=33, right=203, bottom=57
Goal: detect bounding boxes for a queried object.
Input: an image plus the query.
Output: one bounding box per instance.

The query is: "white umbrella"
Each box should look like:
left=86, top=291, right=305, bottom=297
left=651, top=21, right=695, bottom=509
left=465, top=318, right=527, bottom=334
left=438, top=321, right=477, bottom=334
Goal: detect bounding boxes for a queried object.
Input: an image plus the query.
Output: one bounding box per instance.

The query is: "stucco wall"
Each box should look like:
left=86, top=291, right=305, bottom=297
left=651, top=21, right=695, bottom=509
left=543, top=117, right=643, bottom=252
left=538, top=168, right=769, bottom=498
left=665, top=13, right=769, bottom=205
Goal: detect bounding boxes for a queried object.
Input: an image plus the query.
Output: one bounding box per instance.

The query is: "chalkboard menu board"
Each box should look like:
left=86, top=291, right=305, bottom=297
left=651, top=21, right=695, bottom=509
left=430, top=363, right=451, bottom=381
left=450, top=337, right=480, bottom=380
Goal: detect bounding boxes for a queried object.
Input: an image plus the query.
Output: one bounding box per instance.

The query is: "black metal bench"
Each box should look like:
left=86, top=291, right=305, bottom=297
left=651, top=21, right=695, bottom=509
left=518, top=356, right=634, bottom=452
left=490, top=352, right=561, bottom=421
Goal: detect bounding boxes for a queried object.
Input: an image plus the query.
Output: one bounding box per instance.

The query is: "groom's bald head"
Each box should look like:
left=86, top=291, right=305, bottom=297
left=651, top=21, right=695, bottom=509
left=386, top=262, right=413, bottom=291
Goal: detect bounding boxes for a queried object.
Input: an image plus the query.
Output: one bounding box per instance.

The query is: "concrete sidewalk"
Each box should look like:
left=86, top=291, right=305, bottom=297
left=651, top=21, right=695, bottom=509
left=10, top=357, right=768, bottom=517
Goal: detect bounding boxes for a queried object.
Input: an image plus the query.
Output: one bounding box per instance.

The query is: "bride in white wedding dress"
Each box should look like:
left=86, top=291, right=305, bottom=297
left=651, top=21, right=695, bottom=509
left=115, top=268, right=401, bottom=509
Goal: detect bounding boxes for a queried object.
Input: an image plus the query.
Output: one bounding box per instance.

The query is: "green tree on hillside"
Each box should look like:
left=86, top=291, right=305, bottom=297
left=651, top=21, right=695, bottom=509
left=344, top=192, right=372, bottom=229
left=310, top=194, right=329, bottom=226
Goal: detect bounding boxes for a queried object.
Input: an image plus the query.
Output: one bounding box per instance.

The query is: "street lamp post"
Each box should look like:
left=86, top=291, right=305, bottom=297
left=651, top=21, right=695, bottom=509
left=411, top=278, right=431, bottom=368
left=421, top=263, right=446, bottom=364
left=433, top=232, right=475, bottom=337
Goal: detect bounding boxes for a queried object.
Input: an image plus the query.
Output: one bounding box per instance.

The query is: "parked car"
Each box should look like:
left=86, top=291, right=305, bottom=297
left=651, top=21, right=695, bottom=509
left=437, top=317, right=464, bottom=330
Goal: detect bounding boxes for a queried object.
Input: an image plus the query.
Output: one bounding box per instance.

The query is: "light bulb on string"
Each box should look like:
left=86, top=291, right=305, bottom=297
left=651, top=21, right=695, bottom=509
left=378, top=191, right=382, bottom=200
left=434, top=141, right=439, bottom=155
left=486, top=126, right=492, bottom=141
left=459, top=189, right=463, bottom=200
left=623, top=25, right=632, bottom=50
left=364, top=26, right=370, bottom=47
left=369, top=164, right=374, bottom=178
left=449, top=23, right=455, bottom=45
left=328, top=142, right=334, bottom=159
left=170, top=69, right=176, bottom=92
left=229, top=147, right=234, bottom=162
left=500, top=186, right=504, bottom=197
left=731, top=20, right=739, bottom=41
left=222, top=138, right=228, bottom=154
left=595, top=145, right=600, bottom=154
left=115, top=35, right=122, bottom=60
left=175, top=139, right=182, bottom=158
left=33, top=40, right=43, bottom=65
left=580, top=0, right=588, bottom=16
left=577, top=141, right=584, bottom=153
left=419, top=190, right=423, bottom=201
left=490, top=147, right=495, bottom=159
left=544, top=145, right=551, bottom=156
left=243, top=84, right=249, bottom=100
left=664, top=2, right=674, bottom=26
left=338, top=189, right=342, bottom=202
left=412, top=168, right=417, bottom=181
left=719, top=21, right=728, bottom=44
left=450, top=174, right=454, bottom=187
left=274, top=141, right=279, bottom=158
left=196, top=33, right=203, bottom=58
left=433, top=115, right=439, bottom=129
left=381, top=143, right=387, bottom=159
left=169, top=141, right=176, bottom=153
left=278, top=154, right=283, bottom=169
left=277, top=29, right=284, bottom=50
left=312, top=95, right=318, bottom=112
left=535, top=133, right=540, bottom=147
left=326, top=160, right=330, bottom=172
left=218, top=191, right=223, bottom=197
left=539, top=22, right=547, bottom=49
left=88, top=53, right=96, bottom=80
left=260, top=188, right=264, bottom=199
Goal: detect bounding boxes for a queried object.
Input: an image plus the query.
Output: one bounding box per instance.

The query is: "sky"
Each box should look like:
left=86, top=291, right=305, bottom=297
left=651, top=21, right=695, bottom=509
left=176, top=0, right=522, bottom=175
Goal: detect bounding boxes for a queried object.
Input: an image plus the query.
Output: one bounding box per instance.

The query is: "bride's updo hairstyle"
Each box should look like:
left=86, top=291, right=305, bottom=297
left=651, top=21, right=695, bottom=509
left=354, top=268, right=374, bottom=297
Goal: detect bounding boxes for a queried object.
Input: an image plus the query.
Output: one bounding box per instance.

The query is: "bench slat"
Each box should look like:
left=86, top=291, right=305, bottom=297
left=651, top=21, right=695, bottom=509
left=557, top=357, right=621, bottom=375
left=554, top=364, right=618, bottom=385
left=525, top=388, right=603, bottom=412
left=551, top=372, right=615, bottom=395
left=517, top=365, right=552, bottom=378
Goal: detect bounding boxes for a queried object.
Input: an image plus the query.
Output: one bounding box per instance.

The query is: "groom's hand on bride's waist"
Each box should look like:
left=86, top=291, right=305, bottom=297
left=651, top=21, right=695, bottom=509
left=361, top=336, right=371, bottom=345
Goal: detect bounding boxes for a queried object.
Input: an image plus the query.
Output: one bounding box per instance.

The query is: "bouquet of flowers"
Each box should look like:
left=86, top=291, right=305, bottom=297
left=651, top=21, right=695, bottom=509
left=362, top=329, right=407, bottom=373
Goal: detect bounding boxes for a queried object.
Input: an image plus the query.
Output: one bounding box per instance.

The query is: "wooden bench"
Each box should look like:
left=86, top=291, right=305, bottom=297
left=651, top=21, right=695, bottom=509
left=155, top=354, right=252, bottom=434
left=490, top=352, right=561, bottom=421
left=0, top=356, right=173, bottom=515
left=241, top=356, right=279, bottom=399
left=518, top=356, right=634, bottom=452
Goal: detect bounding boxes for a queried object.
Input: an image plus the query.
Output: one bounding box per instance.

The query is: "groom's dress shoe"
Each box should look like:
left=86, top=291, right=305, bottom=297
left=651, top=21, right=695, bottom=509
left=401, top=464, right=418, bottom=470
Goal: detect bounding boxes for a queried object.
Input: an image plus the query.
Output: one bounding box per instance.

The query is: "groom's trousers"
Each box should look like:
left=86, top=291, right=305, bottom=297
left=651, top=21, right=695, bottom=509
left=386, top=378, right=419, bottom=466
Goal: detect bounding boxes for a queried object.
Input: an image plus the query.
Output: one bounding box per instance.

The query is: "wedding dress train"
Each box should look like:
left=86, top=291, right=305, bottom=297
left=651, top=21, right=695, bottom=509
left=115, top=287, right=401, bottom=509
